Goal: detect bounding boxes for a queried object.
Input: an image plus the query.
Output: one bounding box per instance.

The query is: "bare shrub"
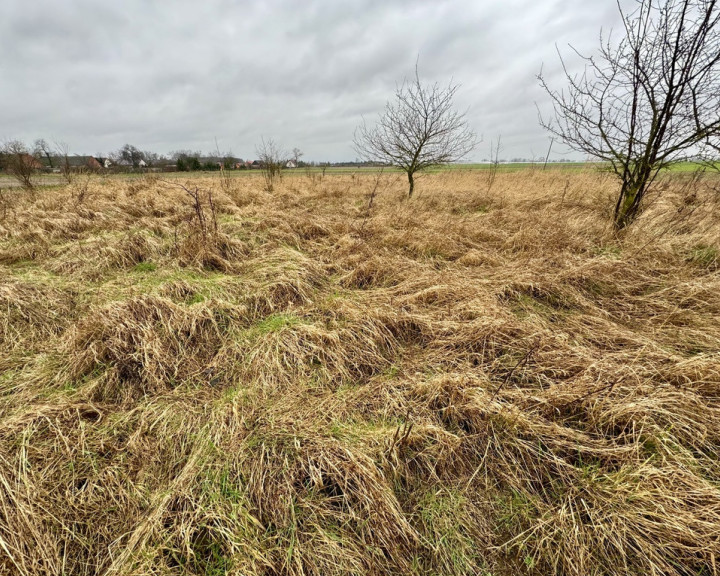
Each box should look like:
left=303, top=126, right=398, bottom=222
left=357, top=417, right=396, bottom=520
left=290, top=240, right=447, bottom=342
left=183, top=183, right=218, bottom=244
left=256, top=137, right=286, bottom=192
left=163, top=181, right=241, bottom=271
left=71, top=173, right=92, bottom=205
left=304, top=165, right=322, bottom=190
left=2, top=140, right=38, bottom=192
left=214, top=138, right=235, bottom=196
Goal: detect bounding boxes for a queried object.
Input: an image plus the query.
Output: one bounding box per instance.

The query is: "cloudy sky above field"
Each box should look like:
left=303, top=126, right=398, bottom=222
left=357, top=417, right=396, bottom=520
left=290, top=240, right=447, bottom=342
left=0, top=0, right=624, bottom=162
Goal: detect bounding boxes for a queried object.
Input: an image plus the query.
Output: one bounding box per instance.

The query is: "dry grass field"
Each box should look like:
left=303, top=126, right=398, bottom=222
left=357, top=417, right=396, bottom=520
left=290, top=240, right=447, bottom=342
left=1, top=168, right=719, bottom=575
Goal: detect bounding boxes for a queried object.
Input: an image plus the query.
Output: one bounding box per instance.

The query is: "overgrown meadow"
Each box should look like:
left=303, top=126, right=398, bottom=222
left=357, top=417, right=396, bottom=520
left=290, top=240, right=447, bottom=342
left=1, top=169, right=719, bottom=575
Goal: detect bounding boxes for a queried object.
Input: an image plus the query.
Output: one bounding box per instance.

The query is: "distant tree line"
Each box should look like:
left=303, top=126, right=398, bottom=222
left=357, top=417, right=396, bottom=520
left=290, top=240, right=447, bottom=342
left=0, top=141, right=250, bottom=175
left=0, top=139, right=388, bottom=179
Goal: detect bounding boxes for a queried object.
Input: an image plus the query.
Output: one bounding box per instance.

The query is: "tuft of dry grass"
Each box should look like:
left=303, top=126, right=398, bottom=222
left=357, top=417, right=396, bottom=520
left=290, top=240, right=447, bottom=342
left=1, top=169, right=720, bottom=575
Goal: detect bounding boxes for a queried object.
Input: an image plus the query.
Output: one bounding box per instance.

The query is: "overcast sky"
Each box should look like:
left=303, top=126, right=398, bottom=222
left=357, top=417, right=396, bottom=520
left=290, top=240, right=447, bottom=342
left=0, top=0, right=624, bottom=162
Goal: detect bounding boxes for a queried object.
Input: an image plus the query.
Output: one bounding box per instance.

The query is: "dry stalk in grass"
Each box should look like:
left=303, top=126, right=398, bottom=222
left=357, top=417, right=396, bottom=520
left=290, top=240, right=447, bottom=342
left=359, top=167, right=383, bottom=234
left=0, top=170, right=719, bottom=575
left=178, top=181, right=218, bottom=242
left=158, top=179, right=247, bottom=272
left=70, top=171, right=92, bottom=205
left=0, top=187, right=9, bottom=221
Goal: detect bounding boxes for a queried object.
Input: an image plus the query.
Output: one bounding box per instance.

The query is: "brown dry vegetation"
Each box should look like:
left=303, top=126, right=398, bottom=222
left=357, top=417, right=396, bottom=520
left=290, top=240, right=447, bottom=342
left=0, top=168, right=719, bottom=575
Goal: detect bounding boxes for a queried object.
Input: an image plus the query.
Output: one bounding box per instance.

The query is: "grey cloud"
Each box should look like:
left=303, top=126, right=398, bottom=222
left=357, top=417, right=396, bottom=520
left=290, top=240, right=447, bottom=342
left=1, top=0, right=624, bottom=161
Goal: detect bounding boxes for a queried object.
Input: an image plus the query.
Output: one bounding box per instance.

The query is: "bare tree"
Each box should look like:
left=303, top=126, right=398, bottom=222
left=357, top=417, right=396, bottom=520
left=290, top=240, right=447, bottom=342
left=291, top=147, right=303, bottom=167
left=2, top=140, right=38, bottom=192
left=111, top=144, right=146, bottom=169
left=142, top=151, right=163, bottom=167
left=353, top=65, right=477, bottom=197
left=255, top=137, right=286, bottom=192
left=539, top=0, right=720, bottom=229
left=33, top=139, right=54, bottom=169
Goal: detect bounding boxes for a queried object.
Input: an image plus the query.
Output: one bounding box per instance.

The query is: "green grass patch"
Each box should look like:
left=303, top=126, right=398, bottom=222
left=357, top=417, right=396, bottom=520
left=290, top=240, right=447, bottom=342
left=132, top=261, right=157, bottom=273
left=416, top=488, right=483, bottom=575
left=688, top=245, right=718, bottom=269
left=666, top=161, right=720, bottom=172
left=592, top=244, right=622, bottom=258
left=327, top=417, right=402, bottom=442
left=494, top=489, right=538, bottom=534
left=248, top=313, right=302, bottom=336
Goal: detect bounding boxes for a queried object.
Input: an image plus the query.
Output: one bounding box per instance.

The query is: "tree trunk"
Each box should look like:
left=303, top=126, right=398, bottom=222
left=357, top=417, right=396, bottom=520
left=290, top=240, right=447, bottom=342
left=614, top=179, right=646, bottom=229
left=407, top=171, right=414, bottom=197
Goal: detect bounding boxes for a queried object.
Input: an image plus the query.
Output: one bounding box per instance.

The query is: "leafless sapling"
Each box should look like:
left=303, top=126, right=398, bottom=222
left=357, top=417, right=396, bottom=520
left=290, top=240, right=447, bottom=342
left=486, top=135, right=502, bottom=192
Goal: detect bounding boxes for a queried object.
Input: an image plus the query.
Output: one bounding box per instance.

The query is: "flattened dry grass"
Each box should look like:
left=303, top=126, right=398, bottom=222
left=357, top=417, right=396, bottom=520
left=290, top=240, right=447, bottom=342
left=1, top=169, right=720, bottom=575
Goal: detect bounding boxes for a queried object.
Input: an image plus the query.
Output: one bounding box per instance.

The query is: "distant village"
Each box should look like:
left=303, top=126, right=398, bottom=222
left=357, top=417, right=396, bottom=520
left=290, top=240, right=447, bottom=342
left=0, top=144, right=300, bottom=174
left=38, top=155, right=300, bottom=173
left=0, top=140, right=395, bottom=177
